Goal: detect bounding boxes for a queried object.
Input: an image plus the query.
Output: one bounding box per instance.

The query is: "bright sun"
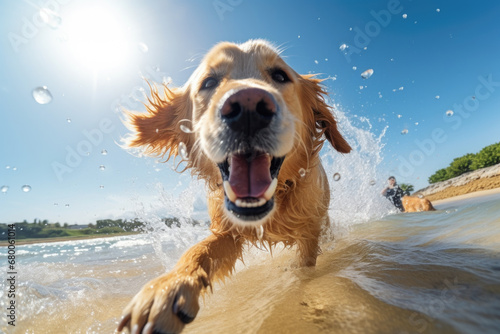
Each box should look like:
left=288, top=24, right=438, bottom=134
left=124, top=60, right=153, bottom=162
left=63, top=5, right=134, bottom=71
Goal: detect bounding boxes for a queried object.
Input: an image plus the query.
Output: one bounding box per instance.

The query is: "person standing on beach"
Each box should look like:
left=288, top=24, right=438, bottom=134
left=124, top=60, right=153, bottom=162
left=381, top=176, right=405, bottom=212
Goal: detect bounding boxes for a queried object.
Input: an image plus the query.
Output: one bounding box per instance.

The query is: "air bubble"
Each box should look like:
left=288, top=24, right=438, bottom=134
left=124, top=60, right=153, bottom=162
left=1, top=186, right=8, bottom=193
left=333, top=173, right=341, bottom=181
left=32, top=86, right=53, bottom=104
left=178, top=142, right=188, bottom=160
left=446, top=110, right=454, bottom=117
left=180, top=124, right=193, bottom=133
left=299, top=168, right=306, bottom=177
left=39, top=8, right=62, bottom=29
left=138, top=42, right=149, bottom=53
left=22, top=185, right=32, bottom=192
left=361, top=69, right=374, bottom=79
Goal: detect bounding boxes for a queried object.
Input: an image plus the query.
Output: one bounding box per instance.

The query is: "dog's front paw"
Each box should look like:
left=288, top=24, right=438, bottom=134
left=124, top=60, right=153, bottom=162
left=117, top=269, right=208, bottom=334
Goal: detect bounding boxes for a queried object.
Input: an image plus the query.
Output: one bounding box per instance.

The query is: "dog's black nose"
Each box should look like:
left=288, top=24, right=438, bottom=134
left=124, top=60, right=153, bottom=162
left=220, top=88, right=277, bottom=136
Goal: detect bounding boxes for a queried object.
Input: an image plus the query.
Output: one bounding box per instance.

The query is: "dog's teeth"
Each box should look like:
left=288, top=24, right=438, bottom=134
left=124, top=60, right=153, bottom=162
left=257, top=198, right=266, bottom=206
left=235, top=198, right=244, bottom=207
left=263, top=178, right=278, bottom=201
left=223, top=181, right=237, bottom=203
left=234, top=198, right=267, bottom=208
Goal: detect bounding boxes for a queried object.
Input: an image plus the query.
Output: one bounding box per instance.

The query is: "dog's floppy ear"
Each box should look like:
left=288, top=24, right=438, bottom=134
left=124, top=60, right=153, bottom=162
left=300, top=75, right=351, bottom=153
left=124, top=83, right=192, bottom=160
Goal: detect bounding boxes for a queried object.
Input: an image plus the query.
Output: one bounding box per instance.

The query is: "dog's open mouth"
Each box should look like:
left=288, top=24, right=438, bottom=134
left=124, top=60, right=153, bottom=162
left=218, top=152, right=284, bottom=222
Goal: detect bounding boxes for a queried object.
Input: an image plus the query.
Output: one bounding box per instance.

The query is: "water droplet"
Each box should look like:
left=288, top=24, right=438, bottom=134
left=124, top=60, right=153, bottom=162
left=435, top=95, right=440, bottom=99
left=401, top=129, right=409, bottom=135
left=333, top=173, right=341, bottom=181
left=39, top=8, right=62, bottom=29
left=67, top=118, right=72, bottom=123
left=390, top=58, right=394, bottom=62
left=399, top=86, right=404, bottom=91
left=369, top=180, right=376, bottom=186
left=65, top=204, right=70, bottom=208
left=155, top=128, right=159, bottom=133
left=339, top=44, right=348, bottom=51
left=180, top=124, right=192, bottom=133
left=472, top=96, right=476, bottom=100
left=297, top=35, right=301, bottom=39
left=359, top=86, right=364, bottom=90
left=415, top=122, right=419, bottom=125
left=5, top=165, right=10, bottom=169
left=402, top=13, right=408, bottom=19
left=178, top=142, right=188, bottom=160
left=397, top=114, right=402, bottom=118
left=446, top=110, right=454, bottom=117
left=12, top=167, right=17, bottom=171
left=99, top=185, right=104, bottom=189
left=32, top=86, right=53, bottom=104
left=299, top=168, right=306, bottom=177
left=418, top=194, right=424, bottom=198
left=101, top=149, right=108, bottom=155
left=138, top=42, right=148, bottom=53
left=54, top=203, right=58, bottom=206
left=352, top=66, right=357, bottom=70
left=361, top=69, right=374, bottom=79
left=22, top=185, right=32, bottom=192
left=256, top=225, right=264, bottom=241
left=1, top=186, right=8, bottom=193
left=99, top=165, right=106, bottom=171
left=436, top=8, right=441, bottom=13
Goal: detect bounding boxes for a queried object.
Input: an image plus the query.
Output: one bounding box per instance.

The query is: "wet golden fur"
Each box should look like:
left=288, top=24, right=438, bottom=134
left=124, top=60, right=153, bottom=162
left=118, top=40, right=351, bottom=333
left=403, top=196, right=436, bottom=212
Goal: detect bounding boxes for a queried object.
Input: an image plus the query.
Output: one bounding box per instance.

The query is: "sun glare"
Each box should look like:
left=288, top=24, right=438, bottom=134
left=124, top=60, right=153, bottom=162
left=63, top=6, right=134, bottom=71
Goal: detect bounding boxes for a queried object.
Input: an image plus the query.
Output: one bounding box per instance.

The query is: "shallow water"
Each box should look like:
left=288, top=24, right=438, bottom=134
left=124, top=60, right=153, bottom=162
left=2, top=193, right=499, bottom=333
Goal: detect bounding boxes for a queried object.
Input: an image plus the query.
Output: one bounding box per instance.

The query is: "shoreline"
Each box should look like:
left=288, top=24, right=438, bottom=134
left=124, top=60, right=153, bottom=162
left=0, top=232, right=138, bottom=247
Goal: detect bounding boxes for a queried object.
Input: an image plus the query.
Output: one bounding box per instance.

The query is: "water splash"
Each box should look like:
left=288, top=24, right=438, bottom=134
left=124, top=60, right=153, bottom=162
left=321, top=100, right=392, bottom=229
left=178, top=142, right=188, bottom=160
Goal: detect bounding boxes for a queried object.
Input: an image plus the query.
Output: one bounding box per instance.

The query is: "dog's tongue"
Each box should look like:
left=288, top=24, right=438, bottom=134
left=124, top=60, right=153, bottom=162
left=229, top=154, right=272, bottom=198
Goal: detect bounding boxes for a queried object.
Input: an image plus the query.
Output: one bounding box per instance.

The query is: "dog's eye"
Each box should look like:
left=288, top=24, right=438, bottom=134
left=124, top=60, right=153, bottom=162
left=201, top=77, right=219, bottom=90
left=270, top=69, right=291, bottom=84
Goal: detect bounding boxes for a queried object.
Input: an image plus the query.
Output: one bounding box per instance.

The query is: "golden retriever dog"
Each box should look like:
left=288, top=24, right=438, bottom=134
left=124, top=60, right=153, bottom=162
left=403, top=196, right=436, bottom=212
left=117, top=39, right=351, bottom=333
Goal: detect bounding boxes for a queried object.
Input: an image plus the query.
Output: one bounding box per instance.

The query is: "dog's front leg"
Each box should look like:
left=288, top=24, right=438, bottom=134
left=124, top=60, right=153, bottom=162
left=118, top=232, right=244, bottom=334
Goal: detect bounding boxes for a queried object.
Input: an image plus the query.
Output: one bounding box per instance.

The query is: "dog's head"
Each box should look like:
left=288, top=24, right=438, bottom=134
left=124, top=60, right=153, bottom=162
left=126, top=40, right=350, bottom=226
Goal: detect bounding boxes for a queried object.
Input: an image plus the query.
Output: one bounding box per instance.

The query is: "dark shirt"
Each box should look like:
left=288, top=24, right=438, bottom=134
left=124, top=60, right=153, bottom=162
left=385, top=185, right=405, bottom=212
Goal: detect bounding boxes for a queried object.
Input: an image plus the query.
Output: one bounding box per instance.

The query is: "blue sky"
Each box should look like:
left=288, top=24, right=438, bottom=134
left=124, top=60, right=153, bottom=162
left=1, top=0, right=500, bottom=224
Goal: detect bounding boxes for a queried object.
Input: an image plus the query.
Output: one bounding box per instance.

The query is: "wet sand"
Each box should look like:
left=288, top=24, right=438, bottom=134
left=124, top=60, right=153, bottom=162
left=424, top=175, right=500, bottom=202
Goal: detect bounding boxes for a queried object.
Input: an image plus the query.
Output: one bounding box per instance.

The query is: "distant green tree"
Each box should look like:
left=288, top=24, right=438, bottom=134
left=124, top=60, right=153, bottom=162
left=445, top=154, right=475, bottom=179
left=470, top=142, right=500, bottom=170
left=63, top=223, right=69, bottom=228
left=429, top=168, right=448, bottom=184
left=54, top=222, right=61, bottom=228
left=399, top=183, right=414, bottom=196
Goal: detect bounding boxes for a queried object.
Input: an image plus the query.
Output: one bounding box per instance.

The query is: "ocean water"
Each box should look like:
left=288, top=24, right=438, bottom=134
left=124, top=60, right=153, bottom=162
left=2, top=193, right=499, bottom=333
left=2, top=110, right=500, bottom=333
